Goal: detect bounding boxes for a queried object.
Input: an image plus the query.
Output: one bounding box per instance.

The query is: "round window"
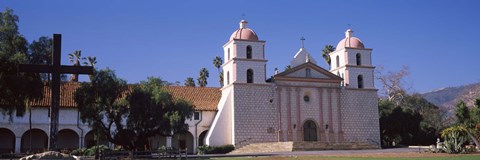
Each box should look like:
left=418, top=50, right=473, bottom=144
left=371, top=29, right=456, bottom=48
left=303, top=95, right=310, bottom=102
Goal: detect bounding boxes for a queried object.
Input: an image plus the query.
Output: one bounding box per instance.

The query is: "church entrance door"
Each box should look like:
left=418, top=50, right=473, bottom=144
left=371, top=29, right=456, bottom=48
left=303, top=120, right=317, bottom=141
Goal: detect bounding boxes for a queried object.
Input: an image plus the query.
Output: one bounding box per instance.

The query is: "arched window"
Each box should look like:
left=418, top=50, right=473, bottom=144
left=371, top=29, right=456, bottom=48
left=226, top=71, right=230, bottom=85
left=228, top=48, right=231, bottom=60
left=357, top=75, right=364, bottom=89
left=336, top=55, right=340, bottom=68
left=305, top=68, right=311, bottom=78
left=247, top=69, right=253, bottom=83
left=246, top=45, right=252, bottom=59
left=356, top=53, right=361, bottom=65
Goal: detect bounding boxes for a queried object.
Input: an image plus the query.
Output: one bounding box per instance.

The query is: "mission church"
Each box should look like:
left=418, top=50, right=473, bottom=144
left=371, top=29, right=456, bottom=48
left=0, top=20, right=380, bottom=154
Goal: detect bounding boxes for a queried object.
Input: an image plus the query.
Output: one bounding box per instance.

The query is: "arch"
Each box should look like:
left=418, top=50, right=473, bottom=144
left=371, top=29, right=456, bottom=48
left=84, top=130, right=109, bottom=148
left=305, top=68, right=311, bottom=78
left=58, top=129, right=79, bottom=150
left=0, top=128, right=15, bottom=153
left=246, top=45, right=252, bottom=59
left=358, top=75, right=364, bottom=89
left=336, top=55, right=340, bottom=68
left=21, top=128, right=48, bottom=153
left=226, top=71, right=230, bottom=85
left=303, top=120, right=318, bottom=141
left=356, top=53, right=361, bottom=65
left=227, top=48, right=231, bottom=60
left=148, top=134, right=167, bottom=150
left=198, top=130, right=208, bottom=147
left=172, top=131, right=194, bottom=154
left=247, top=69, right=254, bottom=83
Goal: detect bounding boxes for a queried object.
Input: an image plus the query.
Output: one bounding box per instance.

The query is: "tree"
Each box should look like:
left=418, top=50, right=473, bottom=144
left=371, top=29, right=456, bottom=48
left=0, top=8, right=43, bottom=118
left=184, top=77, right=195, bottom=86
left=29, top=36, right=52, bottom=81
left=213, top=56, right=223, bottom=86
left=454, top=99, right=480, bottom=151
left=68, top=50, right=85, bottom=82
left=197, top=68, right=209, bottom=87
left=455, top=101, right=470, bottom=125
left=75, top=72, right=194, bottom=151
left=321, top=45, right=335, bottom=66
left=376, top=65, right=410, bottom=105
left=82, top=56, right=97, bottom=81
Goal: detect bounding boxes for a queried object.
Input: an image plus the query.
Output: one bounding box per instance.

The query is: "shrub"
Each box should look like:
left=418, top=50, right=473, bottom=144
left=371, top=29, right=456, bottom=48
left=441, top=126, right=469, bottom=154
left=70, top=145, right=110, bottom=156
left=197, top=145, right=235, bottom=154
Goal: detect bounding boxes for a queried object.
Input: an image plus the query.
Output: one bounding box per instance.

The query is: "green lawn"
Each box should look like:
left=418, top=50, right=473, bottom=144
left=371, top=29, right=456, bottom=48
left=212, top=155, right=480, bottom=160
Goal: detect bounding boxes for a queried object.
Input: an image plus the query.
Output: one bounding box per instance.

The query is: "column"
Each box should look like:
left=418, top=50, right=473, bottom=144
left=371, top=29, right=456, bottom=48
left=275, top=87, right=283, bottom=141
left=318, top=88, right=325, bottom=142
left=336, top=89, right=344, bottom=142
left=166, top=136, right=172, bottom=147
left=295, top=88, right=302, bottom=141
left=15, top=137, right=21, bottom=153
left=328, top=89, right=335, bottom=142
left=286, top=88, right=292, bottom=141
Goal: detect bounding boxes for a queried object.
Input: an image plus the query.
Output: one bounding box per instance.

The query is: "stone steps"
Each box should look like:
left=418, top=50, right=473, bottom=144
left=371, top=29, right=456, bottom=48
left=230, top=141, right=379, bottom=154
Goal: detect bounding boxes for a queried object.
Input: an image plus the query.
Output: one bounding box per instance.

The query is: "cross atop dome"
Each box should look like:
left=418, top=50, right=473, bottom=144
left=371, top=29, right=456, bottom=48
left=229, top=20, right=259, bottom=41
left=336, top=28, right=365, bottom=50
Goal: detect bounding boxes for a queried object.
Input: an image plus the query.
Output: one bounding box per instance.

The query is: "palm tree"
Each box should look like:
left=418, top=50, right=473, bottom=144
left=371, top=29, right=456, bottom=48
left=213, top=56, right=223, bottom=86
left=321, top=45, right=335, bottom=67
left=68, top=50, right=85, bottom=82
left=184, top=77, right=195, bottom=87
left=197, top=68, right=209, bottom=87
left=83, top=56, right=97, bottom=81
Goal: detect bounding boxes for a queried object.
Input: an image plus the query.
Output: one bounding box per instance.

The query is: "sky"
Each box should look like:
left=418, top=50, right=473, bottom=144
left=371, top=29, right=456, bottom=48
left=1, top=0, right=479, bottom=93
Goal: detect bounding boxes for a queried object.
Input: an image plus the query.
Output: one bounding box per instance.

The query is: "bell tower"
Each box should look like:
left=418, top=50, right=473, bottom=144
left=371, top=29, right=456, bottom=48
left=222, top=20, right=267, bottom=87
left=329, top=29, right=375, bottom=89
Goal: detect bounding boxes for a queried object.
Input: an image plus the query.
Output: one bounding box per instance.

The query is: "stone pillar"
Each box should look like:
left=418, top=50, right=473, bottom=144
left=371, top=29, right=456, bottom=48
left=295, top=88, right=302, bottom=141
left=15, top=137, right=21, bottom=153
left=275, top=87, right=283, bottom=141
left=336, top=89, right=344, bottom=142
left=286, top=88, right=292, bottom=141
left=318, top=88, right=325, bottom=142
left=167, top=136, right=172, bottom=147
left=327, top=89, right=335, bottom=142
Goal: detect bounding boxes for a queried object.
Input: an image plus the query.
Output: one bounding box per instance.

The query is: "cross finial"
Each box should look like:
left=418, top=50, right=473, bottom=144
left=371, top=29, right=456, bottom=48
left=300, top=36, right=306, bottom=48
left=347, top=24, right=352, bottom=29
left=241, top=13, right=246, bottom=20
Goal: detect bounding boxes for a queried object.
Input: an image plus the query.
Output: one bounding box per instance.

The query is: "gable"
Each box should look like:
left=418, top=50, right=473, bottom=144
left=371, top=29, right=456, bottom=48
left=275, top=62, right=342, bottom=82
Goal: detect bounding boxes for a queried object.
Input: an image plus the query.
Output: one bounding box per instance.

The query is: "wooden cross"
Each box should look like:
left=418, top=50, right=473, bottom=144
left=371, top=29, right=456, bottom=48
left=18, top=34, right=93, bottom=151
left=300, top=36, right=306, bottom=48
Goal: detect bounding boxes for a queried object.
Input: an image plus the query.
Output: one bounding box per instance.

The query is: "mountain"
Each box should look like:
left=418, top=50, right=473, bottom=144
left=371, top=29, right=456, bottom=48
left=422, top=82, right=480, bottom=111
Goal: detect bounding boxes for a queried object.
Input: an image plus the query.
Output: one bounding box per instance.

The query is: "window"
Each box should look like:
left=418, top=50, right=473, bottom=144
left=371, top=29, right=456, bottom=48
left=358, top=75, right=364, bottom=89
left=304, top=95, right=310, bottom=102
left=247, top=69, right=254, bottom=83
left=356, top=53, right=361, bottom=65
left=226, top=71, right=230, bottom=85
left=246, top=45, right=252, bottom=59
left=336, top=55, right=340, bottom=68
left=228, top=48, right=231, bottom=60
left=194, top=112, right=200, bottom=120
left=305, top=68, right=311, bottom=78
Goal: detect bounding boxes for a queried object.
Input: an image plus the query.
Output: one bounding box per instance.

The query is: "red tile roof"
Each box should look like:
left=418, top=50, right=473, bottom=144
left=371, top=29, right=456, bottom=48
left=27, top=83, right=220, bottom=111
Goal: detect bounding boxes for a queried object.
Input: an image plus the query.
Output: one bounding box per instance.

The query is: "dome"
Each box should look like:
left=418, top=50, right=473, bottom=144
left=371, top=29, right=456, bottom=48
left=229, top=20, right=259, bottom=41
left=335, top=29, right=365, bottom=50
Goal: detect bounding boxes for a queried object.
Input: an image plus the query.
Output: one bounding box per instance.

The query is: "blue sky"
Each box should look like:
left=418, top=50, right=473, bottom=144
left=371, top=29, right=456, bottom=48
left=1, top=0, right=479, bottom=93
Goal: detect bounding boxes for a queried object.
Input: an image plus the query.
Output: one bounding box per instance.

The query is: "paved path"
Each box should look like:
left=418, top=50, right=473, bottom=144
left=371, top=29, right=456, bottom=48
left=194, top=148, right=427, bottom=158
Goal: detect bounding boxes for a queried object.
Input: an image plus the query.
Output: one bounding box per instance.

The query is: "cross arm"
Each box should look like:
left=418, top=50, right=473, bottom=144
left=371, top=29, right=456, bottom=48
left=18, top=64, right=52, bottom=73
left=60, top=66, right=94, bottom=74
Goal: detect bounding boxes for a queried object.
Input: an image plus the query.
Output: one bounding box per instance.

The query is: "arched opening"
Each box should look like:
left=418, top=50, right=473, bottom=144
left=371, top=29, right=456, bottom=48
left=246, top=45, right=252, bottom=59
left=305, top=68, right=311, bottom=78
left=247, top=69, right=254, bottom=83
left=358, top=75, right=364, bottom=89
left=336, top=55, right=340, bottom=68
left=21, top=129, right=48, bottom=153
left=172, top=131, right=194, bottom=154
left=148, top=134, right=167, bottom=150
left=303, top=120, right=317, bottom=141
left=84, top=130, right=109, bottom=148
left=0, top=128, right=15, bottom=153
left=356, top=53, right=361, bottom=65
left=58, top=129, right=79, bottom=151
left=226, top=71, right=230, bottom=85
left=198, top=130, right=208, bottom=147
left=227, top=48, right=230, bottom=60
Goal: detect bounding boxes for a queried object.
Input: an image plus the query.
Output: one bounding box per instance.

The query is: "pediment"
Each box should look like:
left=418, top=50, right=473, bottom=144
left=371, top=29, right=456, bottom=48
left=275, top=62, right=342, bottom=82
